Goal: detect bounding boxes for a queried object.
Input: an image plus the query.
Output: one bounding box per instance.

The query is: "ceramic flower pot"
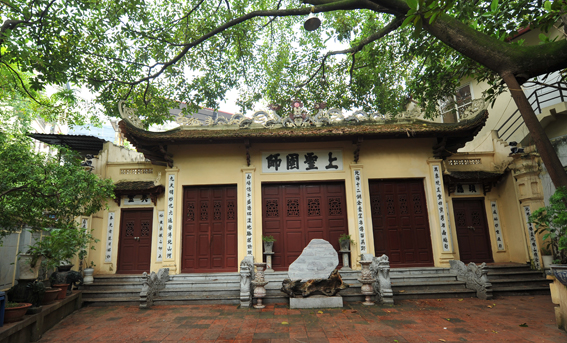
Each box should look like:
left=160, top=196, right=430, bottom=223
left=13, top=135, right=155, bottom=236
left=550, top=264, right=567, bottom=287
left=4, top=303, right=32, bottom=323
left=41, top=288, right=61, bottom=305
left=56, top=264, right=73, bottom=272
left=83, top=268, right=94, bottom=284
left=17, top=255, right=42, bottom=280
left=52, top=284, right=69, bottom=300
left=263, top=241, right=274, bottom=253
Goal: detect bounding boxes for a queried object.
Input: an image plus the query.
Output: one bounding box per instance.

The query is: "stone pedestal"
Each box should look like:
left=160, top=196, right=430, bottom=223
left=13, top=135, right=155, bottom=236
left=290, top=295, right=343, bottom=309
left=358, top=261, right=375, bottom=306
left=339, top=249, right=351, bottom=271
left=252, top=263, right=268, bottom=309
left=263, top=252, right=274, bottom=273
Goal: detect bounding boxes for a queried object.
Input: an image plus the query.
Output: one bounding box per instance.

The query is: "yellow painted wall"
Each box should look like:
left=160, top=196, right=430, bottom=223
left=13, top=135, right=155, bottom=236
left=87, top=136, right=530, bottom=274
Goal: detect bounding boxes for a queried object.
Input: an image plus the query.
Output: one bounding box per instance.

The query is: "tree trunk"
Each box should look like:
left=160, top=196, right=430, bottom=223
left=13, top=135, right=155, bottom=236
left=501, top=71, right=567, bottom=188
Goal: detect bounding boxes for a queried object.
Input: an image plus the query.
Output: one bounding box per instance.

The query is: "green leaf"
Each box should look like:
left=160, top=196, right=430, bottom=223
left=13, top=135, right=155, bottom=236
left=407, top=0, right=418, bottom=10
left=544, top=1, right=552, bottom=11
left=490, top=0, right=499, bottom=12
left=429, top=11, right=440, bottom=25
left=402, top=15, right=416, bottom=28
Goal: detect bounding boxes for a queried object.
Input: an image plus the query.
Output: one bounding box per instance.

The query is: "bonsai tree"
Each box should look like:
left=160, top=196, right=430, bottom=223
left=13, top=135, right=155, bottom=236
left=530, top=187, right=567, bottom=264
left=28, top=227, right=100, bottom=271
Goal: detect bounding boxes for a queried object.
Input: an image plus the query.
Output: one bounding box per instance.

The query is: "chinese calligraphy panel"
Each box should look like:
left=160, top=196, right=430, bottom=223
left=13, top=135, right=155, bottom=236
left=523, top=206, right=541, bottom=269
left=262, top=150, right=343, bottom=173
left=105, top=212, right=115, bottom=263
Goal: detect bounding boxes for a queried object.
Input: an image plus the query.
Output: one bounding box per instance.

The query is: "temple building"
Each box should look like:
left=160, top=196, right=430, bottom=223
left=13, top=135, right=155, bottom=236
left=71, top=99, right=541, bottom=276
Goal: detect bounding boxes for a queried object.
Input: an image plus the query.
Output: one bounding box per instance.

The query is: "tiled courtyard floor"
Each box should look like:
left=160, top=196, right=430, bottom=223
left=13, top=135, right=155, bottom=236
left=39, top=295, right=565, bottom=342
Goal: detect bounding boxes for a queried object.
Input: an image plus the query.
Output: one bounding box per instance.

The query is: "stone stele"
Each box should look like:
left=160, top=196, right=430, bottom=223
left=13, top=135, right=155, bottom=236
left=288, top=239, right=338, bottom=281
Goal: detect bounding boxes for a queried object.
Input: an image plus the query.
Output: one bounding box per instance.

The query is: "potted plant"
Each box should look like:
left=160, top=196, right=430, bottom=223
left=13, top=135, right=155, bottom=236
left=338, top=234, right=355, bottom=251
left=530, top=187, right=567, bottom=285
left=83, top=261, right=96, bottom=284
left=262, top=235, right=276, bottom=253
left=41, top=287, right=61, bottom=305
left=16, top=250, right=43, bottom=281
left=541, top=247, right=553, bottom=269
left=4, top=302, right=32, bottom=323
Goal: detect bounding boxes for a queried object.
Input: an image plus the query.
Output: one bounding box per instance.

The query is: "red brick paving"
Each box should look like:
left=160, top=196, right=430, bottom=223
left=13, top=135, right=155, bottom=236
left=39, top=295, right=566, bottom=342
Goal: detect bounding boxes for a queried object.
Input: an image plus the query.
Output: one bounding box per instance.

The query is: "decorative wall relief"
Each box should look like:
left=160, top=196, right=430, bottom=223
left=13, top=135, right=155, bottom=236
left=353, top=169, right=367, bottom=253
left=490, top=201, right=505, bottom=251
left=105, top=212, right=115, bottom=263
left=523, top=206, right=541, bottom=269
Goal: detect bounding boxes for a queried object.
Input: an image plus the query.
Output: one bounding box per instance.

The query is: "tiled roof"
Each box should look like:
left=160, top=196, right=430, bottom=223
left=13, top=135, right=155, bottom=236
left=119, top=110, right=489, bottom=143
left=114, top=181, right=157, bottom=191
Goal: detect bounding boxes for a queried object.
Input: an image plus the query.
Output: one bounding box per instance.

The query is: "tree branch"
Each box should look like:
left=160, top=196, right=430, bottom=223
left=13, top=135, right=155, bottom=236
left=98, top=0, right=369, bottom=88
left=296, top=15, right=404, bottom=88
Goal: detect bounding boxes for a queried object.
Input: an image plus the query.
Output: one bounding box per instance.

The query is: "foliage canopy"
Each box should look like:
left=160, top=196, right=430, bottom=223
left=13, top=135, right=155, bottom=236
left=0, top=132, right=115, bottom=243
left=2, top=0, right=566, bottom=126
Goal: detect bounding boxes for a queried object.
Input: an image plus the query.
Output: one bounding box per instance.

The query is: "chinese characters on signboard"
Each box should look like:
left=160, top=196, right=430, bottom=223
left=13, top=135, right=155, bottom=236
left=105, top=212, right=115, bottom=262
left=453, top=183, right=481, bottom=195
left=491, top=201, right=505, bottom=251
left=166, top=175, right=175, bottom=260
left=353, top=170, right=367, bottom=253
left=432, top=165, right=451, bottom=252
left=245, top=172, right=253, bottom=255
left=81, top=218, right=88, bottom=229
left=122, top=194, right=152, bottom=206
left=262, top=150, right=343, bottom=173
left=523, top=206, right=540, bottom=269
left=157, top=211, right=164, bottom=262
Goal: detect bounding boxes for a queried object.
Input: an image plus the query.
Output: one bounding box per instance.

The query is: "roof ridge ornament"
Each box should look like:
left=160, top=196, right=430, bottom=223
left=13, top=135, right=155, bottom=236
left=118, top=100, right=143, bottom=129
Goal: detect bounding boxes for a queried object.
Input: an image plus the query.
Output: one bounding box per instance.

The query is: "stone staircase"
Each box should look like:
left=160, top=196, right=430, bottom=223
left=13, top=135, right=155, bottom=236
left=82, top=263, right=552, bottom=306
left=485, top=263, right=552, bottom=297
left=390, top=267, right=476, bottom=299
left=82, top=273, right=241, bottom=306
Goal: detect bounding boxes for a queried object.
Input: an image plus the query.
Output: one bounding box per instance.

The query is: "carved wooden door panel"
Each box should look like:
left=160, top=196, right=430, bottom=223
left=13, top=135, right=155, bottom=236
left=262, top=182, right=348, bottom=271
left=117, top=209, right=153, bottom=274
left=370, top=179, right=434, bottom=267
left=453, top=198, right=493, bottom=263
left=182, top=185, right=237, bottom=273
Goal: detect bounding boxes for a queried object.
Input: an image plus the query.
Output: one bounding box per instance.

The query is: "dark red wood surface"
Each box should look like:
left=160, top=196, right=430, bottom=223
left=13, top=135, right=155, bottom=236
left=370, top=179, right=434, bottom=267
left=262, top=182, right=348, bottom=271
left=182, top=185, right=238, bottom=273
left=117, top=208, right=153, bottom=274
left=453, top=198, right=493, bottom=263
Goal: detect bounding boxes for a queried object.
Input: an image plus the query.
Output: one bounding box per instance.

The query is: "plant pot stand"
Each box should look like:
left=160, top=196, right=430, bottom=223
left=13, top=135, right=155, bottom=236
left=339, top=249, right=351, bottom=271
left=263, top=252, right=274, bottom=273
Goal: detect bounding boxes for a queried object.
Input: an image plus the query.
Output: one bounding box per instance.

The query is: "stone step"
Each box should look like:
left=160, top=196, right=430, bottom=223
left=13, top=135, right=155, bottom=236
left=393, top=288, right=476, bottom=300
left=83, top=282, right=143, bottom=290
left=93, top=275, right=146, bottom=283
left=164, top=280, right=240, bottom=289
left=82, top=289, right=141, bottom=298
left=169, top=273, right=240, bottom=282
left=392, top=280, right=467, bottom=292
left=484, top=264, right=533, bottom=274
left=390, top=267, right=451, bottom=276
left=490, top=278, right=553, bottom=289
left=391, top=273, right=458, bottom=283
left=491, top=285, right=551, bottom=297
left=487, top=270, right=546, bottom=280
